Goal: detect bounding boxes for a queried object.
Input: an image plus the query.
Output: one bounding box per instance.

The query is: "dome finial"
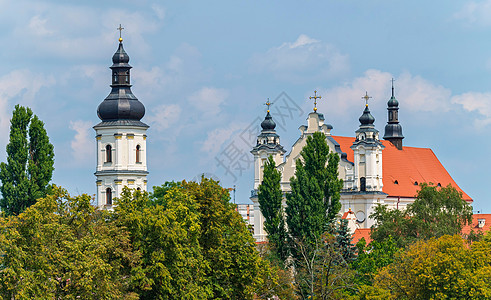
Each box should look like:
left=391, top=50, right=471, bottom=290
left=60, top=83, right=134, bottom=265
left=362, top=91, right=372, bottom=107
left=309, top=90, right=321, bottom=112
left=265, top=98, right=271, bottom=113
left=261, top=99, right=276, bottom=131
left=391, top=78, right=395, bottom=98
left=117, top=24, right=124, bottom=43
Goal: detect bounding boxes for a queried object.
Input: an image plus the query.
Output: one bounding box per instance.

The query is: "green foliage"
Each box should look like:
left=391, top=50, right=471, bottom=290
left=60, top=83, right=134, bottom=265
left=258, top=156, right=288, bottom=263
left=114, top=186, right=208, bottom=299
left=0, top=186, right=138, bottom=299
left=0, top=105, right=54, bottom=216
left=286, top=132, right=343, bottom=263
left=371, top=183, right=473, bottom=248
left=115, top=179, right=267, bottom=299
left=335, top=219, right=357, bottom=264
left=352, top=236, right=399, bottom=286
left=373, top=234, right=491, bottom=299
left=183, top=178, right=262, bottom=299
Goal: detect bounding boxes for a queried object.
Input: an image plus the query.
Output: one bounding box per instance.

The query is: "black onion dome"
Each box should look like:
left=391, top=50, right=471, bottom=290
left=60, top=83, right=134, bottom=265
left=261, top=111, right=276, bottom=130
left=359, top=106, right=375, bottom=125
left=97, top=89, right=145, bottom=121
left=388, top=95, right=399, bottom=107
left=97, top=42, right=145, bottom=122
left=112, top=42, right=130, bottom=65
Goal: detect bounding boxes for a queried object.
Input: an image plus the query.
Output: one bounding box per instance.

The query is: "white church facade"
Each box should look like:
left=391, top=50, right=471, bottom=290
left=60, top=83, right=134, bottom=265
left=250, top=88, right=472, bottom=242
left=94, top=36, right=149, bottom=207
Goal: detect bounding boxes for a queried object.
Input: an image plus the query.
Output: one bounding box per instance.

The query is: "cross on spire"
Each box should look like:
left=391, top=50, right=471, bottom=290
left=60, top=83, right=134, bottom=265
left=309, top=90, right=322, bottom=112
left=264, top=98, right=272, bottom=112
left=117, top=24, right=124, bottom=42
left=362, top=91, right=372, bottom=107
left=391, top=78, right=395, bottom=97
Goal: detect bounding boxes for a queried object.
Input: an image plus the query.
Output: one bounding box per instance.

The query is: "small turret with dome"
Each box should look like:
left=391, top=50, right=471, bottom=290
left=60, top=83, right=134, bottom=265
left=253, top=100, right=284, bottom=150
left=353, top=92, right=381, bottom=144
left=351, top=92, right=384, bottom=192
left=251, top=99, right=286, bottom=190
left=383, top=79, right=404, bottom=150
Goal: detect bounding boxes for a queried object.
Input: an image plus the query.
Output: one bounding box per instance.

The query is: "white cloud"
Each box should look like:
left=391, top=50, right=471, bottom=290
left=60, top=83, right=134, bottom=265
left=151, top=4, right=166, bottom=20
left=69, top=120, right=94, bottom=164
left=452, top=92, right=491, bottom=126
left=201, top=123, right=247, bottom=156
left=0, top=69, right=55, bottom=146
left=8, top=4, right=164, bottom=62
left=146, top=104, right=182, bottom=131
left=397, top=72, right=452, bottom=112
left=188, top=87, right=229, bottom=117
left=28, top=15, right=53, bottom=37
left=250, top=34, right=349, bottom=82
left=454, top=0, right=491, bottom=26
left=317, top=69, right=392, bottom=115
left=317, top=70, right=452, bottom=117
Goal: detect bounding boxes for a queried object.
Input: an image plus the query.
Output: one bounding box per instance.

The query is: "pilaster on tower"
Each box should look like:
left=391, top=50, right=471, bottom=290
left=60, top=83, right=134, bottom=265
left=94, top=30, right=149, bottom=208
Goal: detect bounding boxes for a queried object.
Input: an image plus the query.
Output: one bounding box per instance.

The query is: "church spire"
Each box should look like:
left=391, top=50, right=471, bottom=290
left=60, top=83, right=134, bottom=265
left=383, top=79, right=404, bottom=150
left=96, top=28, right=147, bottom=127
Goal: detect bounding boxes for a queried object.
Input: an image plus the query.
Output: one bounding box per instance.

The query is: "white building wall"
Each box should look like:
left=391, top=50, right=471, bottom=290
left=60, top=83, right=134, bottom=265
left=95, top=125, right=148, bottom=208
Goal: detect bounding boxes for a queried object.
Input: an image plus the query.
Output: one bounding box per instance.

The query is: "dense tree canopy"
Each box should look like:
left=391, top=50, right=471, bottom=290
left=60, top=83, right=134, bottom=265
left=0, top=105, right=54, bottom=216
left=370, top=183, right=473, bottom=248
left=371, top=234, right=491, bottom=299
left=114, top=179, right=286, bottom=299
left=0, top=186, right=138, bottom=299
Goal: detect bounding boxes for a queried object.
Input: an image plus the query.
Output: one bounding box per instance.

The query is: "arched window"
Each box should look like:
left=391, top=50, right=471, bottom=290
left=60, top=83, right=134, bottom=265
left=136, top=145, right=141, bottom=163
left=360, top=177, right=366, bottom=192
left=106, top=187, right=112, bottom=205
left=106, top=145, right=112, bottom=162
left=113, top=72, right=118, bottom=84
left=125, top=71, right=129, bottom=84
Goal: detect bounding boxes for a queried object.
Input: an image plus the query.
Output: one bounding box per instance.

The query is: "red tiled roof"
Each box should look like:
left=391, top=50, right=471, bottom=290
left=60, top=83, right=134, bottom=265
left=352, top=228, right=371, bottom=245
left=462, top=214, right=491, bottom=235
left=331, top=136, right=472, bottom=202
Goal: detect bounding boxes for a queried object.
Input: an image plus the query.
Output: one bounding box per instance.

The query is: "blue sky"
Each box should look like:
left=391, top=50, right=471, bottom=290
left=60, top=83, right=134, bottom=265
left=0, top=1, right=490, bottom=211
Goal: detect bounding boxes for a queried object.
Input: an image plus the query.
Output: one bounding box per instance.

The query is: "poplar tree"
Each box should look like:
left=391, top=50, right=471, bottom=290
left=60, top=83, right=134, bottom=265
left=286, top=131, right=343, bottom=254
left=0, top=105, right=54, bottom=216
left=258, top=155, right=288, bottom=263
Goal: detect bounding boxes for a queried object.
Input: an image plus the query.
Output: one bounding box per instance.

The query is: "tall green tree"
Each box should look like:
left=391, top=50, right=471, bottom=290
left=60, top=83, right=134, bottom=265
left=0, top=105, right=54, bottom=216
left=258, top=155, right=288, bottom=263
left=371, top=183, right=473, bottom=248
left=286, top=131, right=343, bottom=253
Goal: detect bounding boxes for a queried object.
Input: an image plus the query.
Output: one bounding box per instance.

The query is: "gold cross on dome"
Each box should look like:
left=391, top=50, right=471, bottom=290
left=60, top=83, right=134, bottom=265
left=117, top=24, right=124, bottom=42
left=309, top=90, right=322, bottom=112
left=264, top=98, right=272, bottom=112
left=362, top=91, right=372, bottom=106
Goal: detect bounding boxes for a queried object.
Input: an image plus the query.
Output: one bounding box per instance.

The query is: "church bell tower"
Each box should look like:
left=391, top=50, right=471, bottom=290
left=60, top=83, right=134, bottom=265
left=94, top=28, right=149, bottom=208
left=351, top=92, right=384, bottom=193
